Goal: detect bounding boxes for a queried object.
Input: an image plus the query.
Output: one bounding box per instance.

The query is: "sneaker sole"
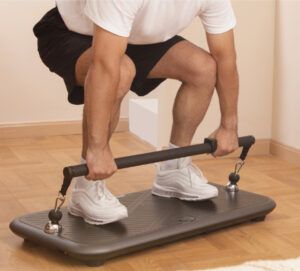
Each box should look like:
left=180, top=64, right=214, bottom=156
left=68, top=202, right=128, bottom=225
left=152, top=183, right=218, bottom=201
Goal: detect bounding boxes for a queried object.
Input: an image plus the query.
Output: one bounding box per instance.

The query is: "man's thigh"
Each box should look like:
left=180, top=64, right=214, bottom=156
left=147, top=40, right=213, bottom=83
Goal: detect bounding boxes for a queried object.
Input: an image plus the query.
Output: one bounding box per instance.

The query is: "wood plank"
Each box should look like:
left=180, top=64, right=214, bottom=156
left=0, top=118, right=129, bottom=139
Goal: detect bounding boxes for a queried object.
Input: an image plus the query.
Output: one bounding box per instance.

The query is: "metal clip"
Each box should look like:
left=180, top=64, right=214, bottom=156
left=225, top=159, right=245, bottom=193
left=54, top=192, right=65, bottom=212
left=234, top=159, right=245, bottom=175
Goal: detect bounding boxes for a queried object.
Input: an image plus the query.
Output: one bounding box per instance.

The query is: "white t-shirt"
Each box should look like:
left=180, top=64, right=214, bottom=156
left=56, top=0, right=236, bottom=45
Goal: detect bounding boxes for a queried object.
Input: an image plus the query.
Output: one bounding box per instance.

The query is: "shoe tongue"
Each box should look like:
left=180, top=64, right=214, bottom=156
left=178, top=157, right=192, bottom=169
left=75, top=177, right=95, bottom=189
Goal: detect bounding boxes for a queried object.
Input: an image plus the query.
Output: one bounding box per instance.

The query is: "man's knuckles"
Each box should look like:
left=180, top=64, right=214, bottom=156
left=217, top=145, right=236, bottom=155
left=88, top=165, right=117, bottom=179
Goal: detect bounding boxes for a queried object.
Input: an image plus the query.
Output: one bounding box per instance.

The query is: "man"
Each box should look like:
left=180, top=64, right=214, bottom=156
left=33, top=0, right=239, bottom=225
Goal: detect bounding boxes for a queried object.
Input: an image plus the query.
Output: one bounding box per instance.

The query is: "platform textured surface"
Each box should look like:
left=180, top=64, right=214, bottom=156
left=10, top=184, right=275, bottom=264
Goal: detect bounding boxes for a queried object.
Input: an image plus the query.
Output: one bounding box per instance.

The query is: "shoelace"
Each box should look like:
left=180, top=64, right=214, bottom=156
left=157, top=159, right=208, bottom=186
left=96, top=181, right=114, bottom=200
left=187, top=163, right=208, bottom=186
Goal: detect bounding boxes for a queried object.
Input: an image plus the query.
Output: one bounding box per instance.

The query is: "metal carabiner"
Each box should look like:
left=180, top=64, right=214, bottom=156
left=54, top=192, right=65, bottom=212
left=234, top=159, right=245, bottom=175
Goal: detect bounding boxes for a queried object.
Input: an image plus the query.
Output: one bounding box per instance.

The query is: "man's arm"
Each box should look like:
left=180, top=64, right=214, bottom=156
left=206, top=29, right=239, bottom=156
left=85, top=24, right=127, bottom=180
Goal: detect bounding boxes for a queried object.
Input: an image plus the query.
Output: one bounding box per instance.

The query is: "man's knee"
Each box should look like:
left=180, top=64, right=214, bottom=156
left=187, top=53, right=217, bottom=89
left=117, top=56, right=136, bottom=100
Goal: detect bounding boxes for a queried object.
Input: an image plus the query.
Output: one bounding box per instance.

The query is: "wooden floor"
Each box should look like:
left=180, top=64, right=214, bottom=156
left=0, top=132, right=299, bottom=271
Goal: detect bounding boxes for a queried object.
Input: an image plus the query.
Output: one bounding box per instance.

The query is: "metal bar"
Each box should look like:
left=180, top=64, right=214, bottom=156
left=63, top=136, right=255, bottom=180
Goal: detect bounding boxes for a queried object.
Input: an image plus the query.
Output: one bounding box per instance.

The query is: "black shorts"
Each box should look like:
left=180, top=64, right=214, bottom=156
left=33, top=7, right=185, bottom=105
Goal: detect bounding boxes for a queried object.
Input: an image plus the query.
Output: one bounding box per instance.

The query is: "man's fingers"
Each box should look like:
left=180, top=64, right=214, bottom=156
left=212, top=150, right=225, bottom=157
left=85, top=166, right=117, bottom=181
left=213, top=145, right=238, bottom=157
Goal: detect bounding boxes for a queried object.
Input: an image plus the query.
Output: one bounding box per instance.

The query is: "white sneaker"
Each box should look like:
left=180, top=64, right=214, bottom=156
left=68, top=178, right=128, bottom=225
left=152, top=157, right=218, bottom=201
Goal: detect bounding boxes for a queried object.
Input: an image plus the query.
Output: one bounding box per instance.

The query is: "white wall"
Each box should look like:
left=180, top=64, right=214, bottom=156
left=0, top=0, right=129, bottom=125
left=272, top=0, right=300, bottom=150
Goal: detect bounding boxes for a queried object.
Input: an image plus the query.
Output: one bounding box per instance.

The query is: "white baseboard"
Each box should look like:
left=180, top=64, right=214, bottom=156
left=270, top=140, right=300, bottom=166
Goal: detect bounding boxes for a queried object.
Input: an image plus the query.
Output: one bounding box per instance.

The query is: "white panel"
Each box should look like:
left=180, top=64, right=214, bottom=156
left=129, top=99, right=159, bottom=147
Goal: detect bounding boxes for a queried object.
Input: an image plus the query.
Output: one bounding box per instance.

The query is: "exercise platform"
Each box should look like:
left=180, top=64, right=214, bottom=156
left=10, top=184, right=275, bottom=266
left=9, top=136, right=276, bottom=266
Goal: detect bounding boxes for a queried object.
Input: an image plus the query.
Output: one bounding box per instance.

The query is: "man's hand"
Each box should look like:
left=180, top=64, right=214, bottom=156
left=85, top=145, right=117, bottom=180
left=209, top=126, right=239, bottom=157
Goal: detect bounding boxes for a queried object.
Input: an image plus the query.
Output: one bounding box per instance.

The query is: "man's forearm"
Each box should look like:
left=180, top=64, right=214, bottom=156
left=215, top=59, right=239, bottom=130
left=84, top=61, right=120, bottom=149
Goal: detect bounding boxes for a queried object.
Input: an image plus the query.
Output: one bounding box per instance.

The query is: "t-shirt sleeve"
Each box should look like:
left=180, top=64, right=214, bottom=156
left=84, top=0, right=140, bottom=37
left=199, top=0, right=236, bottom=34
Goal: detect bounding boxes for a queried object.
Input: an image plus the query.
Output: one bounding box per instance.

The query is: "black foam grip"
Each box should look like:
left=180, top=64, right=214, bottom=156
left=238, top=135, right=255, bottom=161
left=238, top=135, right=256, bottom=149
